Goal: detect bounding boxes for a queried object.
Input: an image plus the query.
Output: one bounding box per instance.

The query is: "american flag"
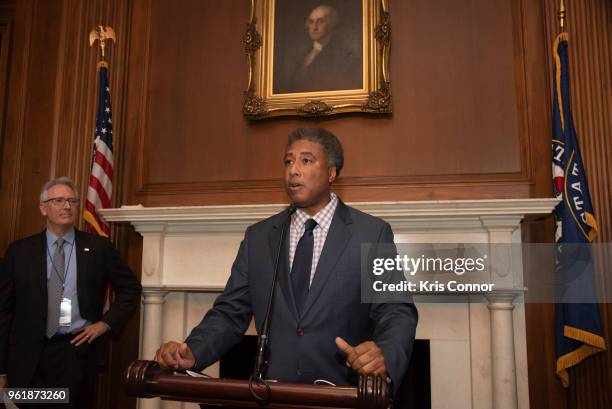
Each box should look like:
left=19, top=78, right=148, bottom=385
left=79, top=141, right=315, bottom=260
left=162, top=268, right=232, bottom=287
left=83, top=62, right=113, bottom=237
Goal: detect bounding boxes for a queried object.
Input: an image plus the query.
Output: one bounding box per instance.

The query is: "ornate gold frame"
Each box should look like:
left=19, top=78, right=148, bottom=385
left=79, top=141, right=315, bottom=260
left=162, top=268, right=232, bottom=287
left=243, top=0, right=391, bottom=119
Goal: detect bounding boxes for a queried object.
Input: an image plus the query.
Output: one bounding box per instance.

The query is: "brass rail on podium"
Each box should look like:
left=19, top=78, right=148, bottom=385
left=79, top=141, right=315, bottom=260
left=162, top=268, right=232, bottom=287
left=124, top=360, right=389, bottom=409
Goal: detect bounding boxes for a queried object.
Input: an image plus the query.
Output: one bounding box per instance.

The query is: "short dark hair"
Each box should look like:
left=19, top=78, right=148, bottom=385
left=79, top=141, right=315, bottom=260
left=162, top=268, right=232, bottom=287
left=287, top=128, right=344, bottom=176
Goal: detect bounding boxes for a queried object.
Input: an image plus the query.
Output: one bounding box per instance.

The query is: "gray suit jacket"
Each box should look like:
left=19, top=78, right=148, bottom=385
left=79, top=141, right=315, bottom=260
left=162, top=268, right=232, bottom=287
left=186, top=201, right=417, bottom=393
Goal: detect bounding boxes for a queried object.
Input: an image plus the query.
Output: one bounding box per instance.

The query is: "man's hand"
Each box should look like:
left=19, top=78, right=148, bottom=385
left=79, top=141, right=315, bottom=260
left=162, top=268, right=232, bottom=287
left=71, top=321, right=110, bottom=347
left=154, top=341, right=196, bottom=370
left=0, top=374, right=7, bottom=388
left=335, top=337, right=387, bottom=378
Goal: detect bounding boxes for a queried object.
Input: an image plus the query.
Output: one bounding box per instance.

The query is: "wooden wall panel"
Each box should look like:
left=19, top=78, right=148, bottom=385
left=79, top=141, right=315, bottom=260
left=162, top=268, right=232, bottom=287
left=0, top=7, right=12, bottom=166
left=15, top=0, right=63, bottom=238
left=0, top=0, right=48, bottom=251
left=123, top=0, right=549, bottom=206
left=0, top=0, right=17, bottom=250
left=523, top=219, right=568, bottom=409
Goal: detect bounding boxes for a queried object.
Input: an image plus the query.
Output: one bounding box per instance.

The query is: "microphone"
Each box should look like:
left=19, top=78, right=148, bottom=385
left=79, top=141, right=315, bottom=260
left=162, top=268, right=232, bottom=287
left=252, top=204, right=296, bottom=383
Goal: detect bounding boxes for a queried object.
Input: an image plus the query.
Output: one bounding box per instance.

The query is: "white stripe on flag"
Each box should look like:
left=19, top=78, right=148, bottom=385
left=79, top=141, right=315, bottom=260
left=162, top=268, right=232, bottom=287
left=95, top=139, right=114, bottom=164
left=86, top=186, right=106, bottom=212
left=91, top=161, right=113, bottom=197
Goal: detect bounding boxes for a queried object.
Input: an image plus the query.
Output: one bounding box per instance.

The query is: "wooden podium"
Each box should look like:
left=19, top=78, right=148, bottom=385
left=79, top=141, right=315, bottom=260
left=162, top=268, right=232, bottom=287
left=124, top=360, right=389, bottom=409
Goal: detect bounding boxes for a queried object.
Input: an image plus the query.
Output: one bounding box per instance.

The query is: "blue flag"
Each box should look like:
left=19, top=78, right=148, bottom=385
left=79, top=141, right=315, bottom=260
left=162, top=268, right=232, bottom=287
left=551, top=32, right=606, bottom=388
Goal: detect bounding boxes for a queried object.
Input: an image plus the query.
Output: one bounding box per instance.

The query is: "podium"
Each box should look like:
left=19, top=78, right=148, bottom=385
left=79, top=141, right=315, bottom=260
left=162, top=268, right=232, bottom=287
left=124, top=360, right=389, bottom=409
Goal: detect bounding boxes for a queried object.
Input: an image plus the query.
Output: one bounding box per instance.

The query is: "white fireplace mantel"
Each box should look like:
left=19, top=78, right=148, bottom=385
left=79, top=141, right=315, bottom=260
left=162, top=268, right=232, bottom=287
left=102, top=198, right=557, bottom=230
left=100, top=198, right=558, bottom=409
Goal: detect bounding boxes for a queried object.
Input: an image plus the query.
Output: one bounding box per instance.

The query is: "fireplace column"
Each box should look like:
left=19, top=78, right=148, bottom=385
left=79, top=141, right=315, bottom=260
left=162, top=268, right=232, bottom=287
left=139, top=289, right=167, bottom=409
left=487, top=292, right=518, bottom=409
left=136, top=223, right=167, bottom=409
left=480, top=216, right=522, bottom=409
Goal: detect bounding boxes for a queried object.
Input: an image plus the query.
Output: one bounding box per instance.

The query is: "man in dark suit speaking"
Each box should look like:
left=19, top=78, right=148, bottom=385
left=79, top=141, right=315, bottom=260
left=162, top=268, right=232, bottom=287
left=155, top=128, right=417, bottom=393
left=0, top=177, right=142, bottom=408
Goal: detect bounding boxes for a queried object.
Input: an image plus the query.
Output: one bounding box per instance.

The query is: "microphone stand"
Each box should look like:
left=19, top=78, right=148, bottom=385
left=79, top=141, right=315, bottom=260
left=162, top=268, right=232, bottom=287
left=249, top=204, right=296, bottom=404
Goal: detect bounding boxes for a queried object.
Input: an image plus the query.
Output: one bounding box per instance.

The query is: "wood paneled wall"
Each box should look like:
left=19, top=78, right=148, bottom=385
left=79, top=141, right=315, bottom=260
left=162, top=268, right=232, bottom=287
left=0, top=5, right=12, bottom=166
left=121, top=0, right=551, bottom=207
left=0, top=0, right=610, bottom=408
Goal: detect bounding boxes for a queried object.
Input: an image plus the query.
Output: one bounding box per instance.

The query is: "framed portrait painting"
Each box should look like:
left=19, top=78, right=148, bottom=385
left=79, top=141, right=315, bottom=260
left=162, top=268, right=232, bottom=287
left=243, top=0, right=391, bottom=119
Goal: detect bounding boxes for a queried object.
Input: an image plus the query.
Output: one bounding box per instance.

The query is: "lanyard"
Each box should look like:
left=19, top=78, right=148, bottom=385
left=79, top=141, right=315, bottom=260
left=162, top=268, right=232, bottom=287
left=46, top=240, right=75, bottom=286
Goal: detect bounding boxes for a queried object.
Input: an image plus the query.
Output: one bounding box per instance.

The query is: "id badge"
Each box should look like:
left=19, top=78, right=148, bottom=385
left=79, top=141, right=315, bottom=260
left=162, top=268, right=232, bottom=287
left=59, top=297, right=72, bottom=327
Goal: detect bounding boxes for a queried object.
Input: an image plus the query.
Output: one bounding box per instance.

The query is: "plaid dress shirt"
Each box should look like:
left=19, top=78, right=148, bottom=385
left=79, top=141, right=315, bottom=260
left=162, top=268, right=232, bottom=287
left=289, top=192, right=338, bottom=286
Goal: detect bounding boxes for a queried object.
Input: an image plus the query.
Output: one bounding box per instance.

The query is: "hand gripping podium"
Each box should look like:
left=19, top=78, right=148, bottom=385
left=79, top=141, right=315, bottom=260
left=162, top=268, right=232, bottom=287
left=124, top=360, right=389, bottom=409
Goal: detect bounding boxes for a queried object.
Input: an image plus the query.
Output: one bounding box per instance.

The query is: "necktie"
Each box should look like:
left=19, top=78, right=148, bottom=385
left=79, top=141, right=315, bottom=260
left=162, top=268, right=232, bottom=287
left=46, top=238, right=65, bottom=337
left=291, top=219, right=317, bottom=316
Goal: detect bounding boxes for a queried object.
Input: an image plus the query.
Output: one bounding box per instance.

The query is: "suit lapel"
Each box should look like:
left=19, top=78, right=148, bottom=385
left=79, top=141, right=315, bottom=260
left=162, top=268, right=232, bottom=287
left=268, top=213, right=299, bottom=323
left=301, top=201, right=352, bottom=318
left=35, top=232, right=48, bottom=310
left=75, top=230, right=88, bottom=303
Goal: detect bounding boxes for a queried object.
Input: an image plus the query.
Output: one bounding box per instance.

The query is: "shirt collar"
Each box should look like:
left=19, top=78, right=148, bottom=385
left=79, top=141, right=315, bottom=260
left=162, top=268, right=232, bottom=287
left=46, top=228, right=75, bottom=248
left=312, top=41, right=324, bottom=51
left=293, top=192, right=338, bottom=233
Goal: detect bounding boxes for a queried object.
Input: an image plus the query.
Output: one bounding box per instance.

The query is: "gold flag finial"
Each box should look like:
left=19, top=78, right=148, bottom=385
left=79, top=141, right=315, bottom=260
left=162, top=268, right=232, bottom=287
left=89, top=26, right=116, bottom=59
left=559, top=0, right=566, bottom=32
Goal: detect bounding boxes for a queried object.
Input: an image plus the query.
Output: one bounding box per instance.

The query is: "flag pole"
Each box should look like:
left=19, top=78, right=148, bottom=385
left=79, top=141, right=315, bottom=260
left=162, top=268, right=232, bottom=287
left=558, top=0, right=566, bottom=32
left=86, top=26, right=118, bottom=311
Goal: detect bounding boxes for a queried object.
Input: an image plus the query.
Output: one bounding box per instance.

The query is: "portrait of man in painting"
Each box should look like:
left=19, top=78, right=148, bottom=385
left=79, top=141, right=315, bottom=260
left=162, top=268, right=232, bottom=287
left=272, top=0, right=364, bottom=94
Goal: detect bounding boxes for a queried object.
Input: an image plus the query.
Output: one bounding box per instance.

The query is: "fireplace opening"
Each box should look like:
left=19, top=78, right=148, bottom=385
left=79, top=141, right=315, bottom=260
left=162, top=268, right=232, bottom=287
left=219, top=336, right=431, bottom=409
left=394, top=340, right=431, bottom=409
left=219, top=334, right=258, bottom=380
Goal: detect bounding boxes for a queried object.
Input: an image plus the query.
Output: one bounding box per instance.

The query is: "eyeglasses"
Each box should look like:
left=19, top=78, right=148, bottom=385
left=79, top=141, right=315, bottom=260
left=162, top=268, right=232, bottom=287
left=44, top=197, right=80, bottom=207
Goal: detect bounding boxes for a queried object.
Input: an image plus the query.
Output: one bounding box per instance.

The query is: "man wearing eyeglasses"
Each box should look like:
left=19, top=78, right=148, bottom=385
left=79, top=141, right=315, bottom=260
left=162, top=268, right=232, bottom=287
left=0, top=177, right=142, bottom=408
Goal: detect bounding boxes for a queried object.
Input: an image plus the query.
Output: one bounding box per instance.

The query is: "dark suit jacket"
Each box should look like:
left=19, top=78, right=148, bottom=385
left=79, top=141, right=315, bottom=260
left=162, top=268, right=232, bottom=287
left=0, top=229, right=142, bottom=386
left=186, top=201, right=417, bottom=393
left=274, top=38, right=362, bottom=94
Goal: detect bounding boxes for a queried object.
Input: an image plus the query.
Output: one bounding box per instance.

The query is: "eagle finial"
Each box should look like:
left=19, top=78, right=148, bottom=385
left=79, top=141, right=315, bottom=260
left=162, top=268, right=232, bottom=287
left=89, top=26, right=116, bottom=59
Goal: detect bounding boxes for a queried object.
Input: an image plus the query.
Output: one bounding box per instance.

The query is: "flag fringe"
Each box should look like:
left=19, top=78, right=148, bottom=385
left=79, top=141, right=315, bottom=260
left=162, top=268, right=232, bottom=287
left=564, top=324, right=606, bottom=349
left=83, top=210, right=109, bottom=238
left=555, top=325, right=607, bottom=387
left=584, top=211, right=598, bottom=241
left=553, top=32, right=569, bottom=132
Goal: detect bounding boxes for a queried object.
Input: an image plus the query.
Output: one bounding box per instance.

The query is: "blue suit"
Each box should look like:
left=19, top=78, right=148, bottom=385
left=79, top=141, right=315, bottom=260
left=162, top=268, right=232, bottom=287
left=186, top=201, right=417, bottom=393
